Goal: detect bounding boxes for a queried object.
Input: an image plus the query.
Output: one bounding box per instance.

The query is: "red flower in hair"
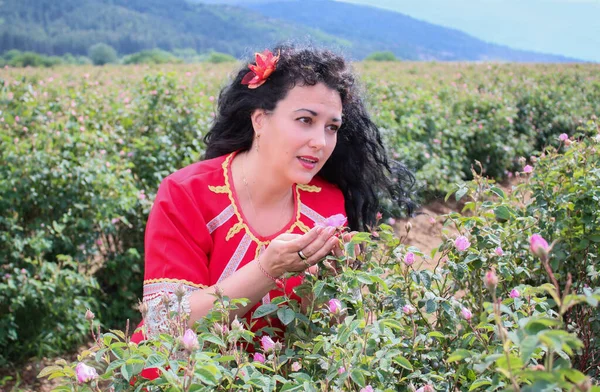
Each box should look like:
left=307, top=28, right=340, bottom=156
left=241, top=49, right=280, bottom=89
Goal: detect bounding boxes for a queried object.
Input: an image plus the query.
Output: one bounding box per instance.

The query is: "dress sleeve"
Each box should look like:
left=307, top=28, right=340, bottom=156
left=142, top=177, right=213, bottom=337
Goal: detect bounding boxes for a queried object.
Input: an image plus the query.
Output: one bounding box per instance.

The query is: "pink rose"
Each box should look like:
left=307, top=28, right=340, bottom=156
left=253, top=352, right=265, bottom=363
left=559, top=133, right=568, bottom=141
left=403, top=252, right=416, bottom=266
left=461, top=307, right=472, bottom=321
left=328, top=298, right=342, bottom=315
left=291, top=361, right=302, bottom=372
left=494, top=247, right=504, bottom=256
left=261, top=335, right=276, bottom=352
left=181, top=329, right=199, bottom=352
left=322, top=214, right=347, bottom=228
left=529, top=234, right=550, bottom=259
left=360, top=386, right=374, bottom=392
left=485, top=269, right=498, bottom=290
left=454, top=236, right=471, bottom=252
left=402, top=304, right=416, bottom=315
left=75, top=362, right=98, bottom=384
left=510, top=289, right=520, bottom=298
left=416, top=386, right=435, bottom=392
left=523, top=165, right=533, bottom=174
left=338, top=366, right=346, bottom=374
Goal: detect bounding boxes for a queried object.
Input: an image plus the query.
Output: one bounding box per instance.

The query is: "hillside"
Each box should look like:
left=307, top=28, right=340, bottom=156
left=0, top=0, right=348, bottom=58
left=0, top=0, right=581, bottom=62
left=243, top=0, right=580, bottom=62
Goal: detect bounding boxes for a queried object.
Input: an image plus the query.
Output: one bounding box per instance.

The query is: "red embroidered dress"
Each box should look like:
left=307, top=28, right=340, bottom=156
left=131, top=151, right=346, bottom=346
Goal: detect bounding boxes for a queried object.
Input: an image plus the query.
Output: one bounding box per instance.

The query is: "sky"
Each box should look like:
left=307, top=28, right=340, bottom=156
left=337, top=0, right=600, bottom=62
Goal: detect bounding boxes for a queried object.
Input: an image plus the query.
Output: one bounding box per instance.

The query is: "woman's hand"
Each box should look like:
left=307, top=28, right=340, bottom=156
left=261, top=225, right=339, bottom=276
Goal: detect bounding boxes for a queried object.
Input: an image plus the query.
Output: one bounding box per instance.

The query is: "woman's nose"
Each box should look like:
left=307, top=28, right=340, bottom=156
left=308, top=129, right=326, bottom=149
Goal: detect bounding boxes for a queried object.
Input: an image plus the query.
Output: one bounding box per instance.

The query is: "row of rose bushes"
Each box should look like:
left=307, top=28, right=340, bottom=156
left=40, top=123, right=600, bottom=390
left=1, top=63, right=599, bottom=367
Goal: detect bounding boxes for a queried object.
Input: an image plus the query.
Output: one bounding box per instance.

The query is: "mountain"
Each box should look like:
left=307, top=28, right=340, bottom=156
left=335, top=0, right=600, bottom=63
left=0, top=0, right=582, bottom=62
left=0, top=0, right=347, bottom=58
left=240, top=0, right=580, bottom=62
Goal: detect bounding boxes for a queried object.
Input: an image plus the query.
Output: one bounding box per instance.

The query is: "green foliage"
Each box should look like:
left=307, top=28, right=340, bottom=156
left=0, top=50, right=67, bottom=68
left=38, top=134, right=600, bottom=388
left=365, top=51, right=398, bottom=61
left=368, top=62, right=600, bottom=202
left=0, top=67, right=219, bottom=365
left=2, top=63, right=600, bottom=379
left=88, top=43, right=118, bottom=66
left=122, top=49, right=182, bottom=65
left=203, top=51, right=237, bottom=64
left=0, top=256, right=99, bottom=366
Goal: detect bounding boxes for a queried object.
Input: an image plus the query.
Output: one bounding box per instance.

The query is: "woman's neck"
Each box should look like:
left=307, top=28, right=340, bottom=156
left=235, top=150, right=293, bottom=210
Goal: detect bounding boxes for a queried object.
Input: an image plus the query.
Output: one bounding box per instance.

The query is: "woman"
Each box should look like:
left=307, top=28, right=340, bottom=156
left=131, top=44, right=414, bottom=350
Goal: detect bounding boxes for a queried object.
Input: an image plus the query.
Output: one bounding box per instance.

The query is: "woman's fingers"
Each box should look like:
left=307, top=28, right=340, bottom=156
left=305, top=234, right=338, bottom=265
left=298, top=226, right=337, bottom=262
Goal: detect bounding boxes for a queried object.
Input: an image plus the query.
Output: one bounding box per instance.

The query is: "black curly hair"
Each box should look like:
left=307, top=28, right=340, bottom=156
left=204, top=44, right=415, bottom=231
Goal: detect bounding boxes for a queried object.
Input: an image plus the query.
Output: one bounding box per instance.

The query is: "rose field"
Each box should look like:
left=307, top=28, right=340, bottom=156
left=1, top=61, right=600, bottom=391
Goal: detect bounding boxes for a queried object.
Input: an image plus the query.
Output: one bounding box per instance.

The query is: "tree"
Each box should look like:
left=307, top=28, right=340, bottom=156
left=365, top=51, right=398, bottom=61
left=88, top=43, right=117, bottom=66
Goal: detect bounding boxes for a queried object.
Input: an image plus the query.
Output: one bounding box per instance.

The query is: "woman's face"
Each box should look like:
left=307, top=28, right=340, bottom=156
left=252, top=83, right=343, bottom=185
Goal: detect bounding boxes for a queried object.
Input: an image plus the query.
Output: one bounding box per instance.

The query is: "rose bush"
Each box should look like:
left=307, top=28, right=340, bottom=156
left=2, top=62, right=600, bottom=372
left=39, top=126, right=600, bottom=390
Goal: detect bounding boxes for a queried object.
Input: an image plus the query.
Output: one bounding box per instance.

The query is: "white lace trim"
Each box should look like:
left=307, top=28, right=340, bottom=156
left=300, top=204, right=325, bottom=225
left=207, top=205, right=235, bottom=234
left=143, top=283, right=199, bottom=337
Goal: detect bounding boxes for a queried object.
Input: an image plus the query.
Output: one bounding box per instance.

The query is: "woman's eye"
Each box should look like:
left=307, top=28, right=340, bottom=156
left=327, top=125, right=339, bottom=132
left=298, top=117, right=312, bottom=124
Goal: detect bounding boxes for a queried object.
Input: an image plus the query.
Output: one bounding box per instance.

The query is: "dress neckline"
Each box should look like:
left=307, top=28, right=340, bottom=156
left=225, top=150, right=300, bottom=242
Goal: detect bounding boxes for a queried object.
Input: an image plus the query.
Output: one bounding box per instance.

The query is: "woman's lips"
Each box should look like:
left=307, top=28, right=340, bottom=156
left=297, top=156, right=318, bottom=170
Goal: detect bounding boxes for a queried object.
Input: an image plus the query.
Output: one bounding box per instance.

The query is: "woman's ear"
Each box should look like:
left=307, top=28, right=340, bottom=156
left=250, top=109, right=267, bottom=135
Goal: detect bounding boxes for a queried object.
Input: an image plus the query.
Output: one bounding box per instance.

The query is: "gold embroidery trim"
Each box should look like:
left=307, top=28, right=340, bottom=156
left=296, top=220, right=311, bottom=233
left=143, top=278, right=207, bottom=289
left=297, top=184, right=321, bottom=193
left=209, top=185, right=229, bottom=194
left=226, top=221, right=244, bottom=241
left=219, top=152, right=310, bottom=250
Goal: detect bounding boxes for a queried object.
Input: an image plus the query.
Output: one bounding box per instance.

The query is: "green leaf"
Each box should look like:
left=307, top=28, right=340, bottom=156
left=448, top=349, right=472, bottom=362
left=393, top=356, right=413, bottom=371
left=455, top=187, right=468, bottom=202
left=469, top=380, right=492, bottom=391
left=561, top=368, right=587, bottom=383
left=425, top=299, right=438, bottom=313
left=277, top=307, right=295, bottom=326
left=252, top=303, right=279, bottom=319
left=350, top=369, right=366, bottom=387
left=427, top=331, right=446, bottom=340
left=589, top=235, right=600, bottom=243
left=520, top=336, right=539, bottom=363
left=202, top=334, right=226, bottom=347
left=194, top=364, right=221, bottom=386
left=120, top=363, right=131, bottom=381
left=105, top=359, right=125, bottom=374
left=490, top=187, right=506, bottom=199
left=37, top=365, right=64, bottom=379
left=109, top=329, right=126, bottom=340
left=493, top=206, right=512, bottom=221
